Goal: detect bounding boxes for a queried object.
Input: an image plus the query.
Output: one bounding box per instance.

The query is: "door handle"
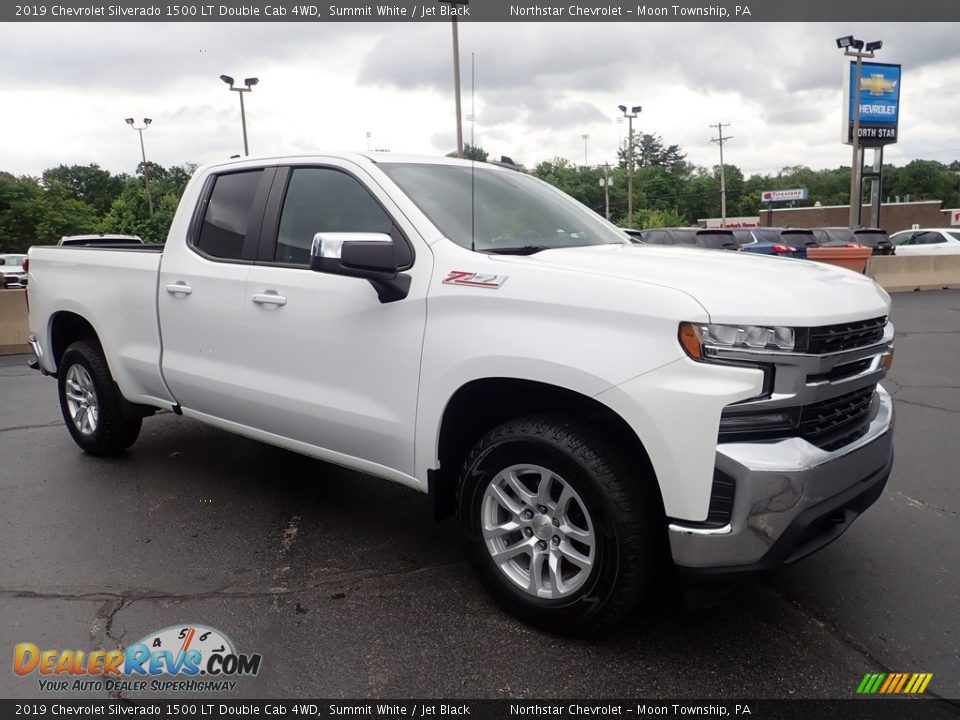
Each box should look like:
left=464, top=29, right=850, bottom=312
left=166, top=283, right=193, bottom=295
left=251, top=292, right=287, bottom=307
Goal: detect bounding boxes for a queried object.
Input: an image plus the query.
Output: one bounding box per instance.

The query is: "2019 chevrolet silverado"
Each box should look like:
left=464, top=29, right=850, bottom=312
left=27, top=154, right=895, bottom=632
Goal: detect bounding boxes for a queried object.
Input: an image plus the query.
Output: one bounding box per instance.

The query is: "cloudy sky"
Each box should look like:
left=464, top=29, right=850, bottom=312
left=2, top=21, right=959, bottom=178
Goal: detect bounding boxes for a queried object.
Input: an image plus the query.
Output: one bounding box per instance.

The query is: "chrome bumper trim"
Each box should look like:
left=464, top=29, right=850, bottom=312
left=669, top=384, right=894, bottom=568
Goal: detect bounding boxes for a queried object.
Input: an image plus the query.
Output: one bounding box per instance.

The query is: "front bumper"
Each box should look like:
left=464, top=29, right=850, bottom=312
left=669, top=384, right=894, bottom=585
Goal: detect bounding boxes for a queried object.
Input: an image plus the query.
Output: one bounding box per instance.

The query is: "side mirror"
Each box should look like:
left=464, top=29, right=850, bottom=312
left=310, top=232, right=411, bottom=303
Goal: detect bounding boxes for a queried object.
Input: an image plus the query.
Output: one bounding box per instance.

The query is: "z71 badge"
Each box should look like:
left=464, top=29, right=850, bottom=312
left=442, top=271, right=509, bottom=288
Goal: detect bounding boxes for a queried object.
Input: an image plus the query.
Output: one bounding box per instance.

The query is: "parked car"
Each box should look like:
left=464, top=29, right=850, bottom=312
left=888, top=228, right=960, bottom=256
left=58, top=234, right=144, bottom=247
left=812, top=227, right=895, bottom=256
left=732, top=228, right=820, bottom=259
left=28, top=153, right=895, bottom=632
left=632, top=227, right=740, bottom=250
left=0, top=254, right=28, bottom=288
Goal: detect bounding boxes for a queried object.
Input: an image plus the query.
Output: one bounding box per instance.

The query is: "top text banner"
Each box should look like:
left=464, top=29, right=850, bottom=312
left=5, top=0, right=959, bottom=21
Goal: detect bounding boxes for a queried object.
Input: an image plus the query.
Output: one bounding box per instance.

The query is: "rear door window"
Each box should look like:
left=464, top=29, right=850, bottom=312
left=195, top=170, right=267, bottom=261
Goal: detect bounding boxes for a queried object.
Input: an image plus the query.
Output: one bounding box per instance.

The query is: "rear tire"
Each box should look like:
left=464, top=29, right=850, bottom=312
left=456, top=415, right=663, bottom=633
left=57, top=339, right=142, bottom=456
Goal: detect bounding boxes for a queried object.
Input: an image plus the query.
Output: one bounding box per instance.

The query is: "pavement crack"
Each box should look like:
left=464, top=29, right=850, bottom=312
left=891, top=397, right=960, bottom=414
left=0, top=559, right=467, bottom=605
left=0, top=421, right=63, bottom=433
left=898, top=492, right=957, bottom=516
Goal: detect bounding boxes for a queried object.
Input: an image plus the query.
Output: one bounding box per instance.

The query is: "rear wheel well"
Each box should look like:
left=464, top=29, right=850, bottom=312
left=432, top=378, right=659, bottom=519
left=50, top=312, right=99, bottom=373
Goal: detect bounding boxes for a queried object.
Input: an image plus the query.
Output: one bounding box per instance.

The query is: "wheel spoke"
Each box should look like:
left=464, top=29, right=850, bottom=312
left=529, top=551, right=547, bottom=595
left=482, top=519, right=522, bottom=540
left=66, top=390, right=85, bottom=403
left=560, top=522, right=593, bottom=544
left=502, top=470, right=537, bottom=506
left=548, top=550, right=563, bottom=594
left=536, top=469, right=555, bottom=509
left=490, top=537, right=532, bottom=565
left=489, top=483, right=524, bottom=515
left=558, top=541, right=593, bottom=569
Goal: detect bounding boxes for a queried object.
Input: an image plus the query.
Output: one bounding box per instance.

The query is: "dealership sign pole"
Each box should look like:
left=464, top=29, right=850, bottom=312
left=840, top=38, right=900, bottom=228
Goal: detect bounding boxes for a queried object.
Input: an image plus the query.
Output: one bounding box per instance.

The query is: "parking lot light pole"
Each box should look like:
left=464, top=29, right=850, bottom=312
left=618, top=105, right=641, bottom=223
left=837, top=35, right=880, bottom=228
left=124, top=117, right=154, bottom=216
left=438, top=0, right=468, bottom=158
left=220, top=75, right=258, bottom=156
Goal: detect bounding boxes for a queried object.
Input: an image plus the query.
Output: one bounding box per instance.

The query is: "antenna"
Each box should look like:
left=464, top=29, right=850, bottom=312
left=470, top=51, right=476, bottom=253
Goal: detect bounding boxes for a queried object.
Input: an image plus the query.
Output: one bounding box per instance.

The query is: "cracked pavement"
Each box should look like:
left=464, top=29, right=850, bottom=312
left=1, top=291, right=958, bottom=701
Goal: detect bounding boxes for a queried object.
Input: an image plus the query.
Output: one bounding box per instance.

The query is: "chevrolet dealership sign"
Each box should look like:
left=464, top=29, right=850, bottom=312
left=843, top=61, right=901, bottom=146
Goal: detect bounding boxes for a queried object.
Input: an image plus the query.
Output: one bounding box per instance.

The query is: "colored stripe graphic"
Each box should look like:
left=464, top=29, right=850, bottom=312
left=857, top=672, right=932, bottom=694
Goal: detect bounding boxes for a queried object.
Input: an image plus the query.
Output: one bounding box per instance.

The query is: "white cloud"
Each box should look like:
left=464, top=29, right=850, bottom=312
left=0, top=21, right=958, bottom=178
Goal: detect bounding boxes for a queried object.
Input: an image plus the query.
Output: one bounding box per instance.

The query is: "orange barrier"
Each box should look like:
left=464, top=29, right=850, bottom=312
left=866, top=254, right=960, bottom=292
left=0, top=289, right=29, bottom=355
left=806, top=247, right=873, bottom=274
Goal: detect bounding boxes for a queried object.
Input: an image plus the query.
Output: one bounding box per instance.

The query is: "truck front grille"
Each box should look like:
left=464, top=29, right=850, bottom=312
left=806, top=316, right=886, bottom=354
left=798, top=385, right=876, bottom=450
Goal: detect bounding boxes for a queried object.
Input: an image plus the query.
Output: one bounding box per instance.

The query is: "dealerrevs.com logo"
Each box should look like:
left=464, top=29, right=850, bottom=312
left=14, top=624, right=262, bottom=693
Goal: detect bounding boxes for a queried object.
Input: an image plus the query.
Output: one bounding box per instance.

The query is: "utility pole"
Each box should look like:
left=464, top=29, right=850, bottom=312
left=618, top=105, right=641, bottom=223
left=601, top=162, right=612, bottom=220
left=438, top=0, right=468, bottom=158
left=710, top=122, right=733, bottom=228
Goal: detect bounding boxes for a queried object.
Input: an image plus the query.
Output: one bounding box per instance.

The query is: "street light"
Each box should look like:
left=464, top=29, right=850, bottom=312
left=838, top=35, right=881, bottom=227
left=220, top=74, right=258, bottom=156
left=125, top=117, right=154, bottom=216
left=438, top=0, right=468, bottom=158
left=619, top=104, right=641, bottom=223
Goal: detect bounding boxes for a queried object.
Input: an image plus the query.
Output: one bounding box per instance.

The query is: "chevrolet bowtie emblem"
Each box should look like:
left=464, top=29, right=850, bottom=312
left=861, top=74, right=897, bottom=96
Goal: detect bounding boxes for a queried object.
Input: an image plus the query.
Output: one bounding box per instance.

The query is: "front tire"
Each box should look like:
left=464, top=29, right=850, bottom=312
left=57, top=339, right=142, bottom=455
left=456, top=415, right=663, bottom=633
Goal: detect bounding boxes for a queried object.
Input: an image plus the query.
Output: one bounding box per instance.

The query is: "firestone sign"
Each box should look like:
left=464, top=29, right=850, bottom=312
left=843, top=61, right=901, bottom=147
left=760, top=188, right=808, bottom=203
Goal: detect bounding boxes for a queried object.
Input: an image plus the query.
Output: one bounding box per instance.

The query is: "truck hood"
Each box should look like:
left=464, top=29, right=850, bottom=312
left=498, top=244, right=890, bottom=326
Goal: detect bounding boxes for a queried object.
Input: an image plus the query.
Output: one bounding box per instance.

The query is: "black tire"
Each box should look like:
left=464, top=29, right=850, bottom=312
left=456, top=415, right=663, bottom=633
left=57, top=339, right=142, bottom=456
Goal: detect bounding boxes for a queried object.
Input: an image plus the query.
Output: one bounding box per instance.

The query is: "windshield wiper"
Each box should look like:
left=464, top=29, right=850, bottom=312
left=484, top=245, right=554, bottom=256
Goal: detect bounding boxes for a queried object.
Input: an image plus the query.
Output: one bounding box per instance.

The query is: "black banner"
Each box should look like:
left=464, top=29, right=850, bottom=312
left=5, top=0, right=960, bottom=22
left=2, top=699, right=960, bottom=720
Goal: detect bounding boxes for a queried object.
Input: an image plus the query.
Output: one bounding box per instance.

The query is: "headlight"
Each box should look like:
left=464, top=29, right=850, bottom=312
left=679, top=322, right=796, bottom=360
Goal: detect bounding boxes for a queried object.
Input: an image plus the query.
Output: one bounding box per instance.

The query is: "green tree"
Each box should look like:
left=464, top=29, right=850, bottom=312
left=462, top=144, right=489, bottom=162
left=42, top=164, right=127, bottom=216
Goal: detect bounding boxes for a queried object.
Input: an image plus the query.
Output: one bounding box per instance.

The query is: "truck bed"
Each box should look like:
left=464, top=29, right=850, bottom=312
left=27, top=245, right=176, bottom=410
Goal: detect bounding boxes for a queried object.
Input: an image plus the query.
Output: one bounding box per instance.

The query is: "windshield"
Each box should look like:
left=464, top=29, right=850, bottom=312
left=380, top=163, right=629, bottom=253
left=852, top=230, right=890, bottom=247
left=696, top=231, right=737, bottom=249
left=825, top=228, right=855, bottom=244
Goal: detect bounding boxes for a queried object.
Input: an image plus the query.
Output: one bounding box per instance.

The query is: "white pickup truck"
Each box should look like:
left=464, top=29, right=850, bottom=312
left=27, top=153, right=895, bottom=631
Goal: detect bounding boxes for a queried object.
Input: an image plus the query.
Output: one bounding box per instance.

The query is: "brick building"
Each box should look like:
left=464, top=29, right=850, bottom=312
left=700, top=201, right=959, bottom=233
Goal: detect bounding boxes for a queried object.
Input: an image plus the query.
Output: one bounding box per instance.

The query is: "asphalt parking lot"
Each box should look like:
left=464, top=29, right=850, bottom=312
left=1, top=290, right=958, bottom=702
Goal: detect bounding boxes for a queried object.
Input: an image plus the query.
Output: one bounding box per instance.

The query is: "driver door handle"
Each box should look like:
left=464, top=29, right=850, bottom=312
left=252, top=292, right=287, bottom=307
left=166, top=283, right=193, bottom=295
